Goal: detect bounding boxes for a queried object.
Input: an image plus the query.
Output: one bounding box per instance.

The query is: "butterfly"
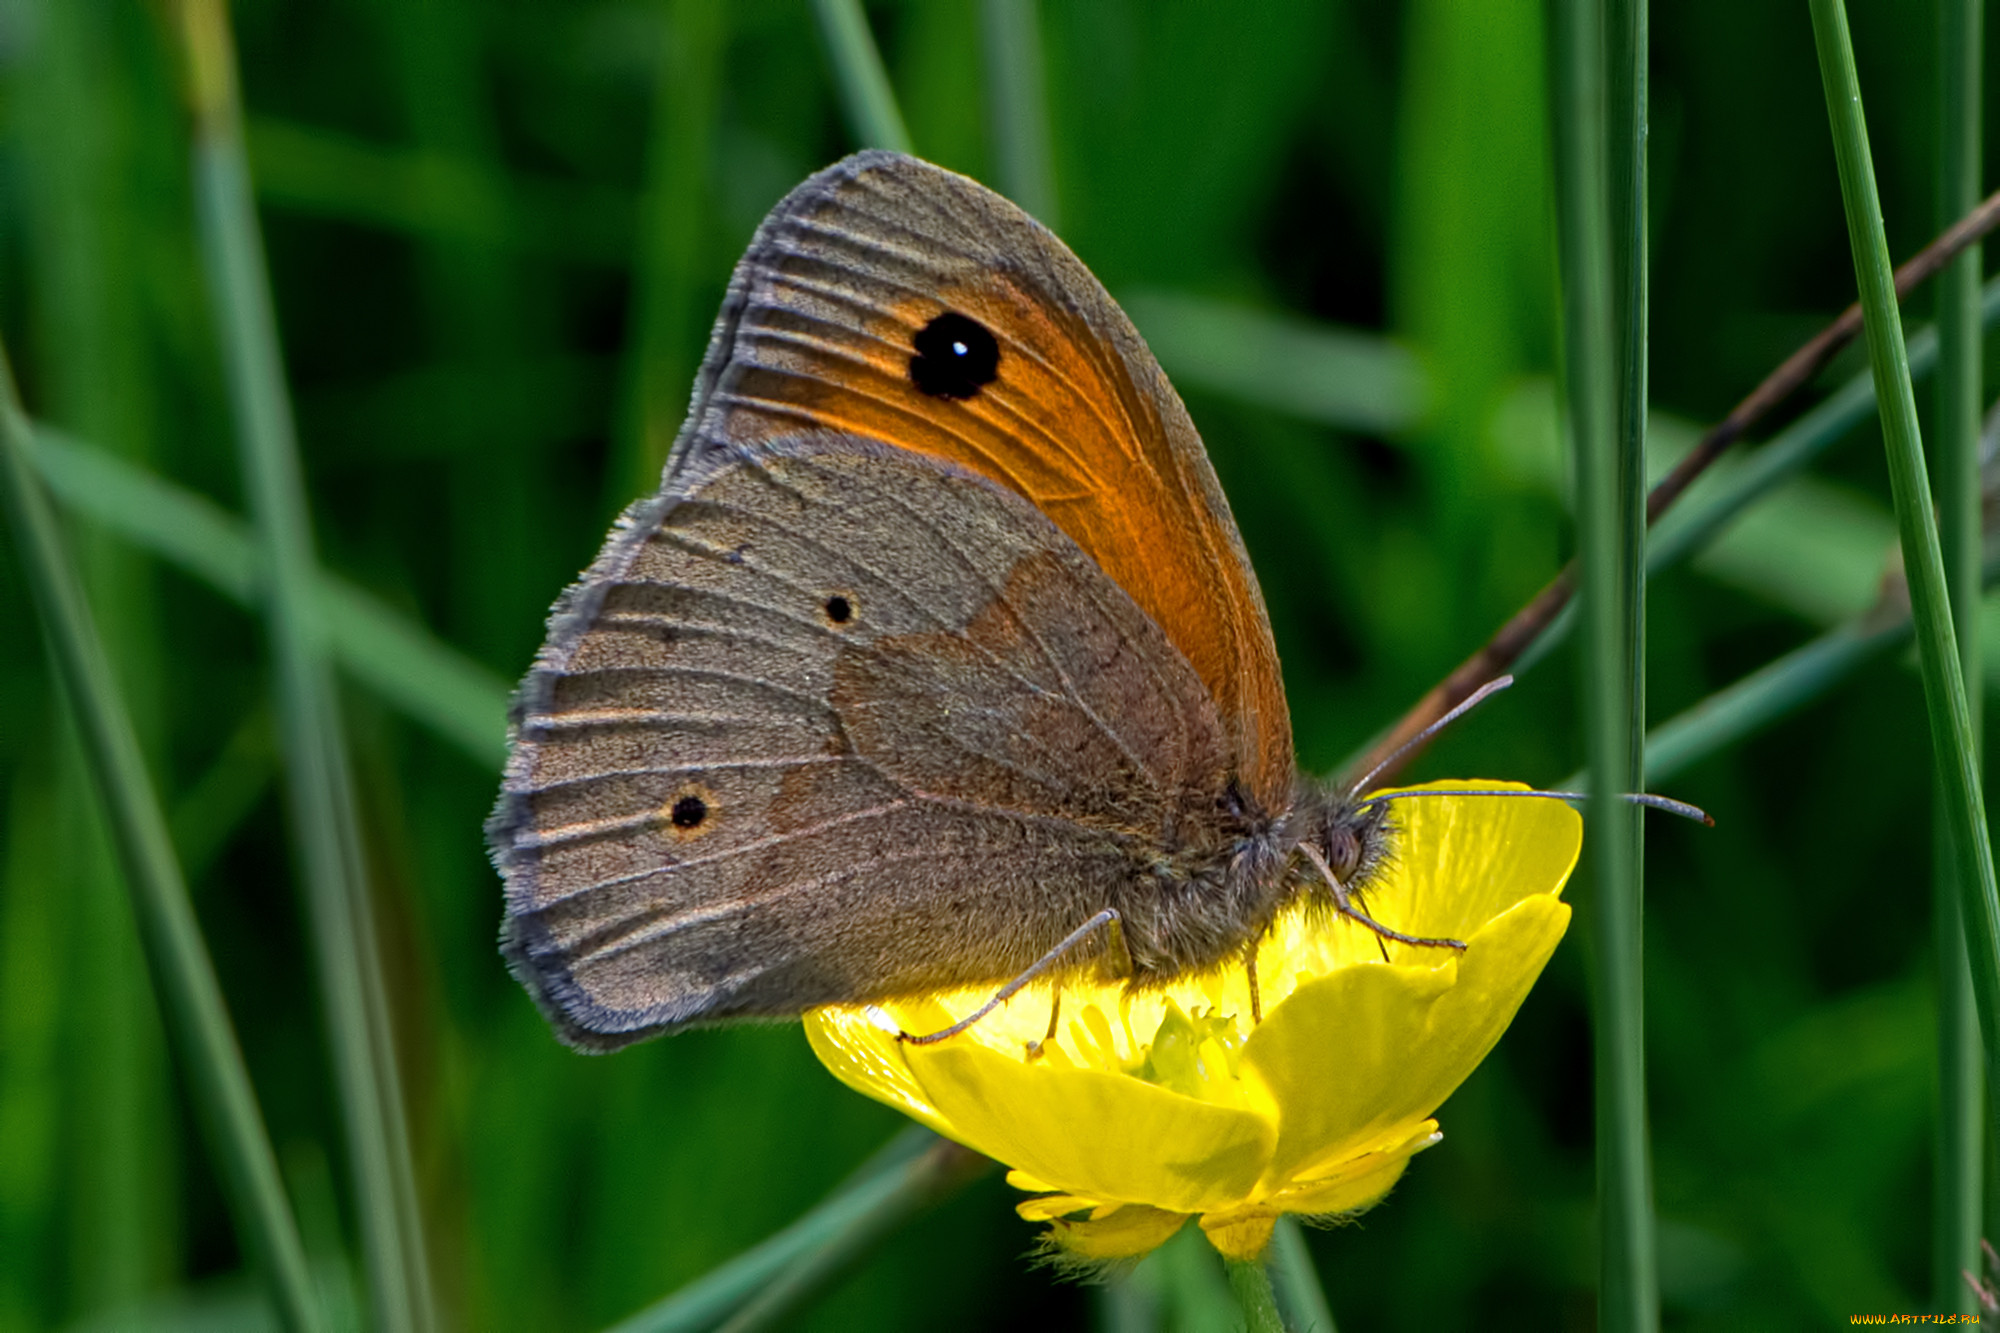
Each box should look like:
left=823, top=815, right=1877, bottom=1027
left=486, top=151, right=1456, bottom=1051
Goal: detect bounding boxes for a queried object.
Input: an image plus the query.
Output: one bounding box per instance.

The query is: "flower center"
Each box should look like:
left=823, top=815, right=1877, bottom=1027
left=1132, top=998, right=1247, bottom=1102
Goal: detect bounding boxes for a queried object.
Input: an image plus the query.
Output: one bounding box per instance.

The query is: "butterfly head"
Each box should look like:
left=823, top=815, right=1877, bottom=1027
left=1287, top=781, right=1393, bottom=908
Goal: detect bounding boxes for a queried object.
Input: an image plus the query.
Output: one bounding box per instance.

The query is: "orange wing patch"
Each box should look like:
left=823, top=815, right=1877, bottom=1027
left=681, top=154, right=1293, bottom=808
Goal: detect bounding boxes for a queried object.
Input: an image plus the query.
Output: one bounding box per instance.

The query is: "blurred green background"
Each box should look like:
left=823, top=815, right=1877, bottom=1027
left=0, top=0, right=1990, bottom=1327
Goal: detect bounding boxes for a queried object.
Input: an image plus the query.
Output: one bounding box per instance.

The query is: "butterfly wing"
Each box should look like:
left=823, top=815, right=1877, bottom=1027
left=490, top=435, right=1242, bottom=1049
left=668, top=151, right=1293, bottom=808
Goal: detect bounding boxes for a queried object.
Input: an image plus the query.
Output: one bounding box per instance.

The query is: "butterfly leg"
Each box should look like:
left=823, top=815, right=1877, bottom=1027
left=1025, top=992, right=1063, bottom=1061
left=901, top=908, right=1123, bottom=1047
left=1244, top=937, right=1263, bottom=1024
left=1104, top=911, right=1134, bottom=980
left=1297, top=842, right=1467, bottom=954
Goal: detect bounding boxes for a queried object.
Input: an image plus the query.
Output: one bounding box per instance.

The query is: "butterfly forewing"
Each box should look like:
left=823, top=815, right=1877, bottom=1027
left=669, top=152, right=1294, bottom=808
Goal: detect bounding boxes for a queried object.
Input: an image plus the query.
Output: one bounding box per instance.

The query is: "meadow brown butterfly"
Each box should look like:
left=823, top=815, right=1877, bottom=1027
left=487, top=151, right=1455, bottom=1051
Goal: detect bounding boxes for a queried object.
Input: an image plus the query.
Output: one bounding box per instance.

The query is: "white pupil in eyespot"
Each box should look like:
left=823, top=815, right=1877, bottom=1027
left=952, top=340, right=968, bottom=356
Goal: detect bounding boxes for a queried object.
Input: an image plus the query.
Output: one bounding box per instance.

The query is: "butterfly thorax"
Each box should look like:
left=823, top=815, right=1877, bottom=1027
left=1107, top=776, right=1391, bottom=983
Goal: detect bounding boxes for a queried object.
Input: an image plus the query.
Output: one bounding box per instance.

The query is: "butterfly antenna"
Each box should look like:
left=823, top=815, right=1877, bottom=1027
left=1356, top=786, right=1714, bottom=826
left=1348, top=675, right=1516, bottom=796
left=1296, top=842, right=1466, bottom=952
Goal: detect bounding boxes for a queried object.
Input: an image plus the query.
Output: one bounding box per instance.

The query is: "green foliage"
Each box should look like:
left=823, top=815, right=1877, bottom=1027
left=0, top=0, right=1991, bottom=1327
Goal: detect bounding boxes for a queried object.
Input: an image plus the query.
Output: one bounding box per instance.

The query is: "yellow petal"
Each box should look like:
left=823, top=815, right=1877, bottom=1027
left=1248, top=782, right=1579, bottom=987
left=1371, top=780, right=1583, bottom=941
left=1247, top=893, right=1570, bottom=1188
left=903, top=1041, right=1277, bottom=1215
left=803, top=1009, right=956, bottom=1139
left=1044, top=1204, right=1190, bottom=1260
left=1005, top=1168, right=1060, bottom=1194
left=1270, top=1120, right=1438, bottom=1216
left=1014, top=1191, right=1106, bottom=1223
left=806, top=782, right=1579, bottom=1235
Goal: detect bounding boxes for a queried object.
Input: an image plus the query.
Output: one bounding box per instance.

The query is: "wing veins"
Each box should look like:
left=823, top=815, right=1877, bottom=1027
left=839, top=463, right=1166, bottom=788
left=546, top=798, right=917, bottom=919
left=522, top=754, right=845, bottom=798
left=520, top=709, right=813, bottom=735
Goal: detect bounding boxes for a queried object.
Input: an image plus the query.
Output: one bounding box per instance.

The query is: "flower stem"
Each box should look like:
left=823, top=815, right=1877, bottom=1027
left=1809, top=0, right=2000, bottom=1144
left=1224, top=1257, right=1288, bottom=1333
left=1935, top=0, right=1987, bottom=1311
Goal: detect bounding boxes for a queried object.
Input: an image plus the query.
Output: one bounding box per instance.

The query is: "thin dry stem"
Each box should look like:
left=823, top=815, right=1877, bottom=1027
left=1347, top=184, right=2000, bottom=789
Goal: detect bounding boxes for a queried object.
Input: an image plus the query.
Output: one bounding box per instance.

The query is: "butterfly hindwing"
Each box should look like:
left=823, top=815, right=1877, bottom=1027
left=491, top=435, right=1238, bottom=1048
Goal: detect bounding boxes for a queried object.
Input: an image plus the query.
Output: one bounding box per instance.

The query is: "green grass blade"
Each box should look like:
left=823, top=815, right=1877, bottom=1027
left=978, top=0, right=1058, bottom=225
left=28, top=423, right=257, bottom=602
left=1573, top=516, right=2000, bottom=794
left=1121, top=291, right=1426, bottom=436
left=76, top=232, right=1983, bottom=803
left=176, top=4, right=433, bottom=1328
left=1553, top=0, right=1656, bottom=1326
left=1509, top=279, right=2000, bottom=696
left=1808, top=0, right=2000, bottom=1148
left=245, top=115, right=636, bottom=265
left=1131, top=276, right=2000, bottom=530
left=1267, top=1217, right=1336, bottom=1332
left=0, top=347, right=321, bottom=1333
left=1094, top=1277, right=1161, bottom=1333
left=1638, top=618, right=1904, bottom=788
left=27, top=424, right=508, bottom=769
left=1643, top=281, right=1999, bottom=583
left=169, top=702, right=277, bottom=885
left=1140, top=1227, right=1239, bottom=1330
left=1934, top=0, right=1986, bottom=1308
left=604, top=1129, right=987, bottom=1333
left=707, top=1138, right=987, bottom=1333
left=810, top=0, right=912, bottom=154
left=319, top=579, right=509, bottom=770
left=611, top=0, right=728, bottom=505
left=605, top=1127, right=929, bottom=1333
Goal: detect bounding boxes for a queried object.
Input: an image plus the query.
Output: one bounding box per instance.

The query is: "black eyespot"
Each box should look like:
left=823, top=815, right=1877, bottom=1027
left=670, top=795, right=707, bottom=830
left=910, top=311, right=999, bottom=399
left=823, top=594, right=854, bottom=626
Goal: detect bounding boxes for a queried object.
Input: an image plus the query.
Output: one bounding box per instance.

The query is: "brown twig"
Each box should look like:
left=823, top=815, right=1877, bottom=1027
left=1346, top=184, right=2000, bottom=790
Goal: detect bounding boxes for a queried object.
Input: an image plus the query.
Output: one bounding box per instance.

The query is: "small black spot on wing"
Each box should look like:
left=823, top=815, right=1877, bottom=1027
left=910, top=312, right=999, bottom=399
left=822, top=593, right=855, bottom=627
left=664, top=784, right=718, bottom=842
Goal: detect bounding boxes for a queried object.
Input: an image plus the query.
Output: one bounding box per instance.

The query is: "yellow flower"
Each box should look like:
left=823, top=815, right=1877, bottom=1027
left=804, top=781, right=1581, bottom=1262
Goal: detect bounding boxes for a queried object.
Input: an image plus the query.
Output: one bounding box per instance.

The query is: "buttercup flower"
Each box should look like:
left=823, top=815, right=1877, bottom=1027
left=805, top=781, right=1582, bottom=1262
